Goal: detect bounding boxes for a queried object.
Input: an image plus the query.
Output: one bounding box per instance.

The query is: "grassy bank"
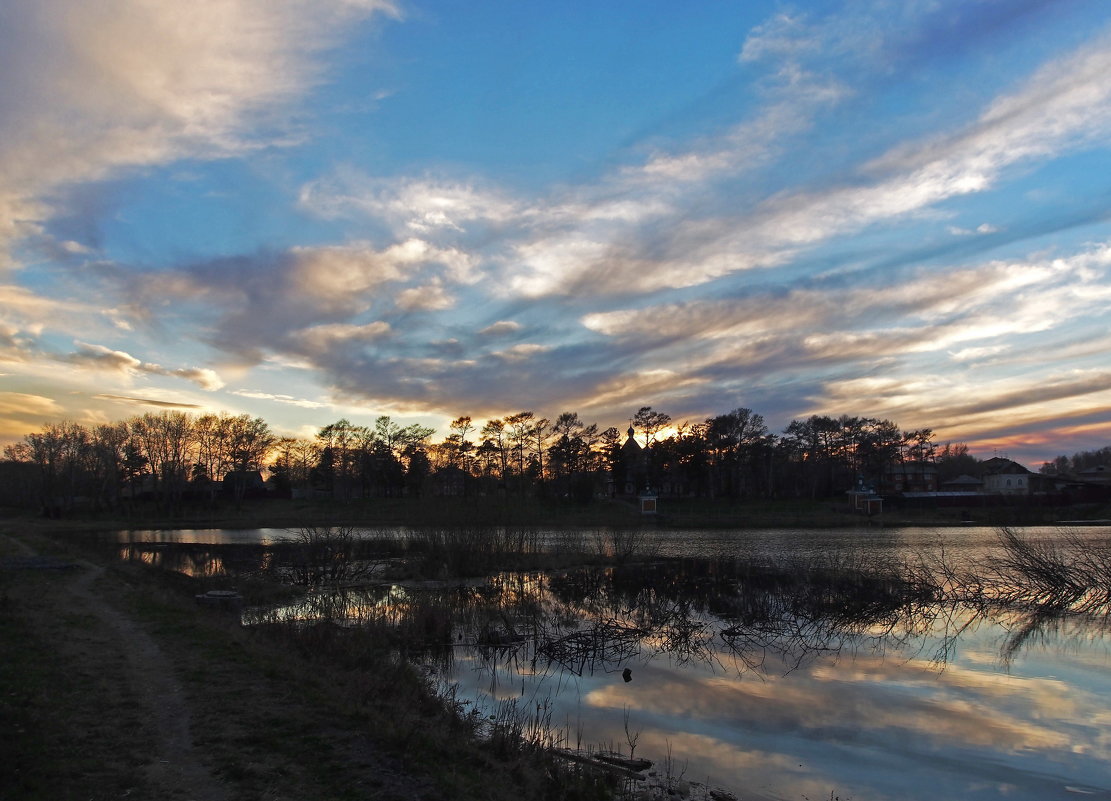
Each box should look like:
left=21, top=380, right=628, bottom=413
left=0, top=526, right=615, bottom=801
left=11, top=491, right=1096, bottom=534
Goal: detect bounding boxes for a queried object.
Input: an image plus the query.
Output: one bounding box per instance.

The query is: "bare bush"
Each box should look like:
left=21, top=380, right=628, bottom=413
left=410, top=525, right=543, bottom=576
left=973, top=527, right=1111, bottom=615
left=279, top=524, right=387, bottom=586
left=590, top=527, right=659, bottom=562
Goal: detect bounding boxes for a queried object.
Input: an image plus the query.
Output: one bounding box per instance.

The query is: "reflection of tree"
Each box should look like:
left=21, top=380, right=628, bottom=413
left=119, top=541, right=270, bottom=578
left=950, top=528, right=1111, bottom=668
left=531, top=552, right=1111, bottom=677
left=530, top=560, right=941, bottom=677
left=182, top=527, right=1111, bottom=684
left=969, top=527, right=1111, bottom=614
left=995, top=610, right=1111, bottom=668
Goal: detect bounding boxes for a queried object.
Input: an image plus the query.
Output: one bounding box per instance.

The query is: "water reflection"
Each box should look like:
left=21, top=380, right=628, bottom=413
left=107, top=526, right=1111, bottom=800
left=444, top=562, right=1109, bottom=800
left=118, top=541, right=272, bottom=578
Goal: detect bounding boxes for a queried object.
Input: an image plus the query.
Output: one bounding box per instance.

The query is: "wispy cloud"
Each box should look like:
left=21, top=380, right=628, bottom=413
left=230, top=390, right=331, bottom=410
left=0, top=392, right=63, bottom=418
left=0, top=0, right=397, bottom=269
left=478, top=321, right=522, bottom=337
left=93, top=394, right=205, bottom=410
left=300, top=172, right=523, bottom=235
left=64, top=342, right=224, bottom=390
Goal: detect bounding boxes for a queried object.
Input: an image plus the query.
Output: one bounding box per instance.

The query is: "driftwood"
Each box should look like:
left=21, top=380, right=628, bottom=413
left=552, top=748, right=651, bottom=779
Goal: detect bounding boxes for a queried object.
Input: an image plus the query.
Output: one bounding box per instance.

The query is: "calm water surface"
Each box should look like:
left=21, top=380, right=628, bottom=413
left=117, top=525, right=1111, bottom=800
left=112, top=523, right=1109, bottom=557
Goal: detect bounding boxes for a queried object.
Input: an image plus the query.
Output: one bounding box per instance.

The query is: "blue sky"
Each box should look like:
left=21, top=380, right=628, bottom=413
left=3, top=0, right=1111, bottom=466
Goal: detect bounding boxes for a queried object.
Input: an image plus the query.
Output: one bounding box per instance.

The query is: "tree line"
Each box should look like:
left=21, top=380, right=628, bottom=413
left=1039, top=446, right=1111, bottom=477
left=0, top=403, right=1034, bottom=517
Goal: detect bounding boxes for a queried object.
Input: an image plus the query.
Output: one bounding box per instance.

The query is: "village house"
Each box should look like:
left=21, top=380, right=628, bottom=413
left=1077, top=465, right=1111, bottom=485
left=979, top=457, right=1056, bottom=495
left=880, top=461, right=938, bottom=495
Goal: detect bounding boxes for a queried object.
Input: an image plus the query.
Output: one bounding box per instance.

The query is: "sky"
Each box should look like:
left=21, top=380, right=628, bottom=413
left=3, top=0, right=1111, bottom=467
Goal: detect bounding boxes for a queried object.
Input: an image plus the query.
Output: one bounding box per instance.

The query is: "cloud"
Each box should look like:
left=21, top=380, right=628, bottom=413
left=287, top=239, right=473, bottom=314
left=290, top=241, right=405, bottom=311
left=866, top=28, right=1111, bottom=181
left=491, top=344, right=552, bottom=362
left=93, top=394, right=204, bottom=410
left=64, top=342, right=224, bottom=390
left=582, top=242, right=1111, bottom=351
left=565, top=239, right=1111, bottom=431
left=396, top=283, right=455, bottom=312
left=8, top=0, right=1111, bottom=459
left=0, top=284, right=111, bottom=334
left=65, top=342, right=142, bottom=372
left=0, top=392, right=67, bottom=444
left=116, top=238, right=480, bottom=370
left=165, top=367, right=224, bottom=391
left=296, top=321, right=392, bottom=353
left=0, top=323, right=36, bottom=365
left=230, top=390, right=331, bottom=410
left=948, top=345, right=1010, bottom=363
left=948, top=223, right=1002, bottom=236
left=300, top=172, right=522, bottom=235
left=0, top=0, right=398, bottom=269
left=498, top=22, right=1111, bottom=300
left=479, top=321, right=522, bottom=337
left=0, top=392, right=63, bottom=418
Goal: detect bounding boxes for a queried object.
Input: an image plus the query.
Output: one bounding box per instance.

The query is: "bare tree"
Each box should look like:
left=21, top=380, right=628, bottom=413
left=632, top=406, right=671, bottom=447
left=130, top=411, right=195, bottom=513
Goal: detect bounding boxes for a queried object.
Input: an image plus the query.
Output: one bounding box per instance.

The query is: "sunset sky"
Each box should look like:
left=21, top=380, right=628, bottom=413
left=3, top=0, right=1111, bottom=465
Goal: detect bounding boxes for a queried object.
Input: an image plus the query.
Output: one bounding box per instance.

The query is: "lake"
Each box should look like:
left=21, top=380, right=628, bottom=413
left=112, top=525, right=1111, bottom=800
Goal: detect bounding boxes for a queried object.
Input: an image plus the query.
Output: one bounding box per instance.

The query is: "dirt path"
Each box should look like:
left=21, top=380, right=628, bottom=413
left=2, top=532, right=229, bottom=801
left=75, top=564, right=231, bottom=801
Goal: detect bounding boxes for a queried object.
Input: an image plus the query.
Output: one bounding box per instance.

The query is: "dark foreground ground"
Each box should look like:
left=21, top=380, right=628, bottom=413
left=0, top=523, right=615, bottom=801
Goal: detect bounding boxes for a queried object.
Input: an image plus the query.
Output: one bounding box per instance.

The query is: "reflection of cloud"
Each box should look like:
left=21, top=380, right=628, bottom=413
left=587, top=650, right=1078, bottom=757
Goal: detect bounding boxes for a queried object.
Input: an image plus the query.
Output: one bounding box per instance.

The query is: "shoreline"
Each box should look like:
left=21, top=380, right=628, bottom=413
left=5, top=494, right=1109, bottom=536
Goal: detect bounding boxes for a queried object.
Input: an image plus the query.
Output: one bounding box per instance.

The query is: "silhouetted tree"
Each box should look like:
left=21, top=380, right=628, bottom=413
left=633, top=406, right=672, bottom=446
left=938, top=442, right=980, bottom=483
